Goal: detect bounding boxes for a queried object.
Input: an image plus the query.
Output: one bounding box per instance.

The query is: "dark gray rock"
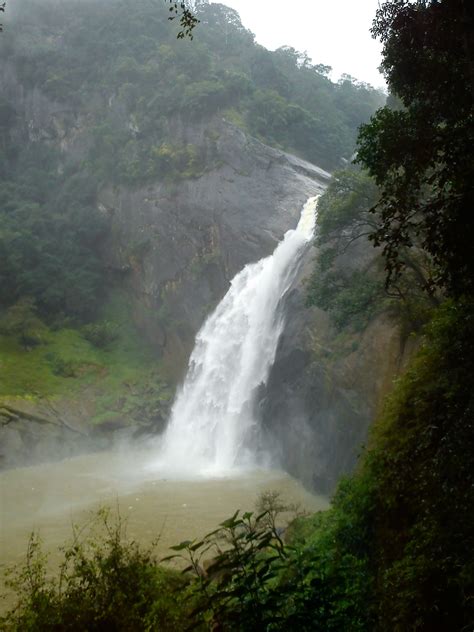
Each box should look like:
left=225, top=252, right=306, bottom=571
left=99, top=117, right=329, bottom=379
left=259, top=252, right=414, bottom=494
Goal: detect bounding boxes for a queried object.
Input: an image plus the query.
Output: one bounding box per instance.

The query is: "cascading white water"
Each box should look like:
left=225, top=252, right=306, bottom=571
left=156, top=196, right=319, bottom=476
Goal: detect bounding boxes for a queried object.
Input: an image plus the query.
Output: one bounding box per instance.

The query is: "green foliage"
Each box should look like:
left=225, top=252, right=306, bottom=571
left=1, top=510, right=193, bottom=631
left=166, top=510, right=290, bottom=631
left=280, top=475, right=376, bottom=631
left=164, top=487, right=376, bottom=631
left=316, top=168, right=379, bottom=243
left=81, top=321, right=119, bottom=349
left=364, top=299, right=474, bottom=630
left=45, top=352, right=79, bottom=378
left=167, top=0, right=200, bottom=40
left=255, top=489, right=307, bottom=530
left=0, top=293, right=171, bottom=433
left=0, top=298, right=46, bottom=348
left=307, top=166, right=435, bottom=333
left=349, top=6, right=474, bottom=623
left=283, top=301, right=473, bottom=631
left=306, top=167, right=389, bottom=331
left=5, top=364, right=473, bottom=632
left=291, top=301, right=474, bottom=630
left=356, top=0, right=474, bottom=296
left=2, top=0, right=384, bottom=173
left=0, top=144, right=107, bottom=323
left=0, top=0, right=385, bottom=340
left=88, top=120, right=208, bottom=185
left=147, top=143, right=205, bottom=181
left=307, top=268, right=385, bottom=330
left=1, top=486, right=376, bottom=631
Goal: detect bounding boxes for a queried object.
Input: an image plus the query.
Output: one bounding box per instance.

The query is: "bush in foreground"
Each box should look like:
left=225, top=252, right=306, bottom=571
left=1, top=509, right=194, bottom=632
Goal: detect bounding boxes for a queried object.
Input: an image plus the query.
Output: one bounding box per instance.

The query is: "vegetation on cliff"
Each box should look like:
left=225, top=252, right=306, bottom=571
left=306, top=164, right=436, bottom=334
left=3, top=0, right=383, bottom=175
left=306, top=0, right=474, bottom=628
left=0, top=142, right=106, bottom=323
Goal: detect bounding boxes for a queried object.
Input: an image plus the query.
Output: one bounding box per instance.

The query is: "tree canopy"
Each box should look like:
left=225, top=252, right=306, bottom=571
left=2, top=0, right=384, bottom=171
left=356, top=0, right=474, bottom=297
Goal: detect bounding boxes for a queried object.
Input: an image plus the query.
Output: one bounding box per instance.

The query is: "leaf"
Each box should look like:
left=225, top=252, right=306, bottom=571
left=219, top=510, right=240, bottom=528
left=189, top=540, right=205, bottom=552
left=169, top=540, right=194, bottom=551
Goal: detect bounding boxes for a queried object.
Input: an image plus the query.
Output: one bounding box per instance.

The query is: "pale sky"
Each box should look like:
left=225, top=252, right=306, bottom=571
left=210, top=0, right=385, bottom=89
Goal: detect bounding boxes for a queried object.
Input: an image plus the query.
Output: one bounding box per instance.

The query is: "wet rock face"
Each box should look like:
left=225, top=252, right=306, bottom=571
left=260, top=255, right=415, bottom=495
left=99, top=119, right=330, bottom=379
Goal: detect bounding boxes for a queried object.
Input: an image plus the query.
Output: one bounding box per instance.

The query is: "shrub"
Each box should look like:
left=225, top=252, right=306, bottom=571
left=0, top=298, right=47, bottom=349
left=1, top=509, right=193, bottom=632
left=81, top=321, right=119, bottom=348
left=45, top=352, right=78, bottom=378
left=306, top=268, right=385, bottom=331
left=165, top=509, right=290, bottom=631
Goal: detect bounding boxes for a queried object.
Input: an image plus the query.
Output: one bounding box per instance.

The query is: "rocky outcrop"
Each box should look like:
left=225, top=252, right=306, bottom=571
left=0, top=397, right=98, bottom=468
left=99, top=118, right=330, bottom=380
left=260, top=254, right=417, bottom=494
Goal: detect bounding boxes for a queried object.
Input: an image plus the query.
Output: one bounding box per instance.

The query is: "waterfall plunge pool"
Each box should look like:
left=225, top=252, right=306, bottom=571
left=0, top=447, right=328, bottom=607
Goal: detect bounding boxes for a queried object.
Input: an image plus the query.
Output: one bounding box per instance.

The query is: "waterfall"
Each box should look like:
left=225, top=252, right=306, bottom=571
left=156, top=196, right=319, bottom=476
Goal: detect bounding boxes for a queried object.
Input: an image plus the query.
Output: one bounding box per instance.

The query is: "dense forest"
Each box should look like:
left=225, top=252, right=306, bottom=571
left=1, top=0, right=474, bottom=630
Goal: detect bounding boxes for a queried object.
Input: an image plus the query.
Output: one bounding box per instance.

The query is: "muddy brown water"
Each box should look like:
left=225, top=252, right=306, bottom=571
left=0, top=448, right=328, bottom=610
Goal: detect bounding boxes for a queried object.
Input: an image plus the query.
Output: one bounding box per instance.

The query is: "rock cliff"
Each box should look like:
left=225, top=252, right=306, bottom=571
left=260, top=252, right=417, bottom=494
left=99, top=117, right=330, bottom=379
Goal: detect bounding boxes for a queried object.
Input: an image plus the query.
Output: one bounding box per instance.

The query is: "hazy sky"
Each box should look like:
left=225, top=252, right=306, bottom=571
left=210, top=0, right=385, bottom=88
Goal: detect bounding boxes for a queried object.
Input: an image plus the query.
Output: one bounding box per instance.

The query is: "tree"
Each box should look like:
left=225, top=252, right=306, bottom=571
left=353, top=9, right=474, bottom=624
left=0, top=1, right=198, bottom=38
left=167, top=1, right=199, bottom=39
left=356, top=0, right=474, bottom=297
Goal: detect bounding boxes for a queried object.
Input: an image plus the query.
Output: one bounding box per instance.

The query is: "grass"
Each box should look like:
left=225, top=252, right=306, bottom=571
left=0, top=290, right=172, bottom=429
